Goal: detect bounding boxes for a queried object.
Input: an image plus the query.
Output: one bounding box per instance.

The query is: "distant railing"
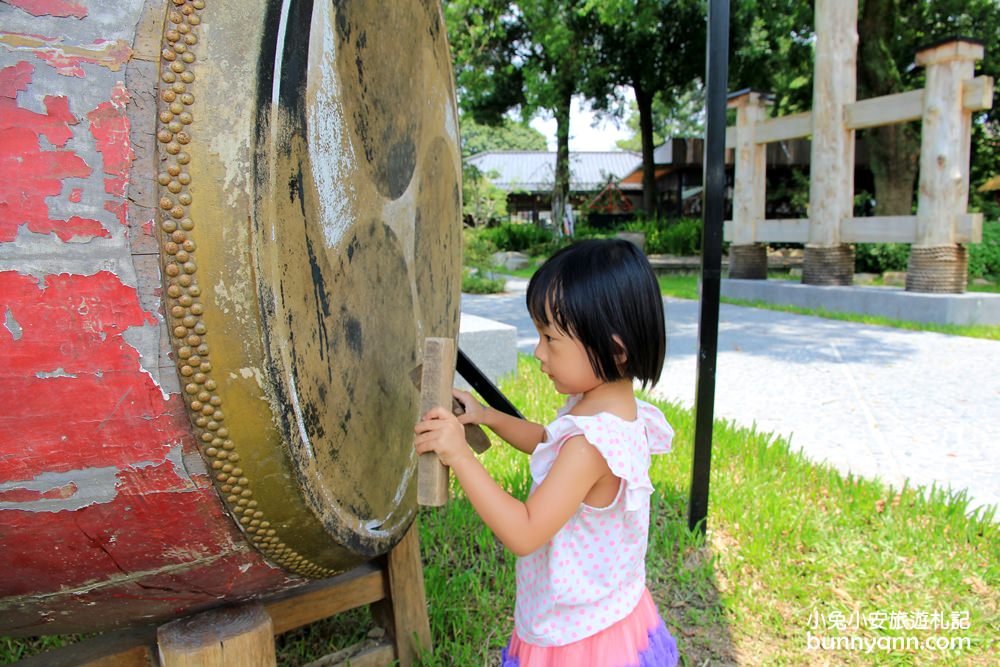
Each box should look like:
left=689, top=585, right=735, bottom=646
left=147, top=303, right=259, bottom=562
left=722, top=0, right=993, bottom=293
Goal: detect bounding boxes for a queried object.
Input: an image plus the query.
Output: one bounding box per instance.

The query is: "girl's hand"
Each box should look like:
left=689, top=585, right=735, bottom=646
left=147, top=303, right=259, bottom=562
left=452, top=388, right=489, bottom=425
left=414, top=406, right=473, bottom=468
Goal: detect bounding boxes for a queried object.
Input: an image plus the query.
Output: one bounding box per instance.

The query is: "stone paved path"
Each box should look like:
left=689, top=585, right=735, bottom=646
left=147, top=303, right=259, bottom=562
left=462, top=278, right=1000, bottom=516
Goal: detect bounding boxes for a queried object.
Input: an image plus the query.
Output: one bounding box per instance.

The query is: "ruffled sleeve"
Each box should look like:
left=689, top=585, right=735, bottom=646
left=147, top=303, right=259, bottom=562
left=637, top=398, right=674, bottom=454
left=530, top=400, right=674, bottom=512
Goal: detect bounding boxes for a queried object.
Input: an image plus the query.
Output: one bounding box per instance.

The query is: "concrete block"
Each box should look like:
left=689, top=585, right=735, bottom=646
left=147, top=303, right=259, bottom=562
left=721, top=279, right=1000, bottom=326
left=457, top=313, right=518, bottom=391
left=491, top=251, right=531, bottom=271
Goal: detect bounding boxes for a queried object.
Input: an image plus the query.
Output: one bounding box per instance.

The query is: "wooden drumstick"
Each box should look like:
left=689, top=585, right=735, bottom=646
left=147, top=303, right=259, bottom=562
left=416, top=337, right=455, bottom=507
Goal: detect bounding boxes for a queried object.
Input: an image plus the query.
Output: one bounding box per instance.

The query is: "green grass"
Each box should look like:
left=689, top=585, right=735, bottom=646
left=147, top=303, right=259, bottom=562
left=415, top=357, right=999, bottom=665
left=502, top=263, right=541, bottom=280
left=658, top=273, right=1000, bottom=341
left=5, top=358, right=998, bottom=665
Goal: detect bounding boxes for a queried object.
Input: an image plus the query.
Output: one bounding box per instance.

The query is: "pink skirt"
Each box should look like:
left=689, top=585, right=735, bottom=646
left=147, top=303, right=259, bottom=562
left=501, top=589, right=679, bottom=667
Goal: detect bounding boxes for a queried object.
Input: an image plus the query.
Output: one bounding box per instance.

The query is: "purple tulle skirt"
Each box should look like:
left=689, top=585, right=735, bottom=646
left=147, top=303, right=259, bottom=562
left=500, top=589, right=679, bottom=667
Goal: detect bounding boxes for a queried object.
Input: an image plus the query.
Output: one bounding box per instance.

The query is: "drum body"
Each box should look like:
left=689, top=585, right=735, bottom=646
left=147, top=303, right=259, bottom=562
left=0, top=0, right=461, bottom=635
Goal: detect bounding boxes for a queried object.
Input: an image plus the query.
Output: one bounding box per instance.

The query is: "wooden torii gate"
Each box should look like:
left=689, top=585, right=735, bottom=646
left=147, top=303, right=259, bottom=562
left=724, top=0, right=993, bottom=293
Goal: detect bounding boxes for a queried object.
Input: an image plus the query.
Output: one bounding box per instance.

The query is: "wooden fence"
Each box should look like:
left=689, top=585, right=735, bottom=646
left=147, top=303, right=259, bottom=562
left=723, top=0, right=993, bottom=292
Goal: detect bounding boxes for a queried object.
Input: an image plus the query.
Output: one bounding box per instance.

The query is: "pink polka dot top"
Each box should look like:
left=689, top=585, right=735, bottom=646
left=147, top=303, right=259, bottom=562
left=514, top=394, right=674, bottom=647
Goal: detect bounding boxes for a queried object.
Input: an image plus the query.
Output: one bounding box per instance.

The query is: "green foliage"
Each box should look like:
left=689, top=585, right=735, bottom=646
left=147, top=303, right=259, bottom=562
left=459, top=115, right=548, bottom=157
left=461, top=267, right=506, bottom=294
left=615, top=86, right=706, bottom=152
left=583, top=0, right=705, bottom=215
left=462, top=227, right=499, bottom=267
left=968, top=221, right=1000, bottom=279
left=853, top=243, right=910, bottom=274
left=480, top=223, right=554, bottom=255
left=728, top=0, right=815, bottom=116
left=644, top=217, right=703, bottom=256
left=461, top=228, right=506, bottom=293
left=767, top=170, right=811, bottom=218
left=462, top=164, right=508, bottom=227
left=445, top=0, right=598, bottom=228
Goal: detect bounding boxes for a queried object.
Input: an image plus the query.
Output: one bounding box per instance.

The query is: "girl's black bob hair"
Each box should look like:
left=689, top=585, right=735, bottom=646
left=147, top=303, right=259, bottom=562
left=527, top=238, right=666, bottom=389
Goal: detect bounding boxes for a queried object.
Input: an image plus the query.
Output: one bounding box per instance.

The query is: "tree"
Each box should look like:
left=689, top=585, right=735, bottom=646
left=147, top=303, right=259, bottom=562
left=459, top=114, right=548, bottom=157
left=584, top=0, right=706, bottom=217
left=614, top=85, right=706, bottom=153
left=728, top=0, right=815, bottom=116
left=458, top=115, right=547, bottom=226
left=445, top=0, right=598, bottom=229
left=857, top=0, right=1000, bottom=216
left=724, top=0, right=999, bottom=217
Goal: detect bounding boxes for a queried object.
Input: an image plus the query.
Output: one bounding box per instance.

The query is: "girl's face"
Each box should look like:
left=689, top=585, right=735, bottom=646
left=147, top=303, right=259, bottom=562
left=532, top=321, right=603, bottom=395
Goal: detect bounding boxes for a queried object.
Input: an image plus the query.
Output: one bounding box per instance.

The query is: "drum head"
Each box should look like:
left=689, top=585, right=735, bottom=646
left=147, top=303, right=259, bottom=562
left=155, top=0, right=460, bottom=577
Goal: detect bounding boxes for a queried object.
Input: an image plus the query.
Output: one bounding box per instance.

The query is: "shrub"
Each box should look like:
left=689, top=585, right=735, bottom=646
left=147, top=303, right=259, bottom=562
left=854, top=243, right=910, bottom=274
left=461, top=267, right=506, bottom=294
left=968, top=220, right=1000, bottom=278
left=462, top=227, right=499, bottom=268
left=645, top=217, right=702, bottom=256
left=480, top=222, right=553, bottom=254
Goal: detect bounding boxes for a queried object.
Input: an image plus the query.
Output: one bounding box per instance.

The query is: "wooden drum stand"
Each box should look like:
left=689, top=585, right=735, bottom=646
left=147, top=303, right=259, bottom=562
left=17, top=338, right=460, bottom=667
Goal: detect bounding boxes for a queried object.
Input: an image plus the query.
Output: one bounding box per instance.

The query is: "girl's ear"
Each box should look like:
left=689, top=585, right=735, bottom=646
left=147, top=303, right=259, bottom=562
left=612, top=334, right=628, bottom=367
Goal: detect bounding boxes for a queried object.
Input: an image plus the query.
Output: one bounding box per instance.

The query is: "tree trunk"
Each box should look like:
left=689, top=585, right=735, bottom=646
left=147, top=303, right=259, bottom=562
left=635, top=83, right=658, bottom=218
left=551, top=89, right=572, bottom=233
left=865, top=124, right=919, bottom=215
left=858, top=0, right=919, bottom=215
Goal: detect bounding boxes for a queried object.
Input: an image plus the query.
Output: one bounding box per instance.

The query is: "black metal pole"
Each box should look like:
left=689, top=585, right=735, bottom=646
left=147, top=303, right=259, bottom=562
left=688, top=0, right=730, bottom=534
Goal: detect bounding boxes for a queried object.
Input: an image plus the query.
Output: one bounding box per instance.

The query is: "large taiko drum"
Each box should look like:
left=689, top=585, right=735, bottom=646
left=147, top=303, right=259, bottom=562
left=0, top=0, right=461, bottom=636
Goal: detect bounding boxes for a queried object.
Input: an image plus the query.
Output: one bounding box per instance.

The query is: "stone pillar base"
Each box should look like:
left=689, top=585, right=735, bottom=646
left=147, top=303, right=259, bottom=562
left=803, top=245, right=854, bottom=286
left=728, top=243, right=768, bottom=279
left=906, top=245, right=968, bottom=293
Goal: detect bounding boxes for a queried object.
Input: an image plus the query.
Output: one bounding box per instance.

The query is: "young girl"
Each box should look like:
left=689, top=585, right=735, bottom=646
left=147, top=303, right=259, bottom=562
left=414, top=239, right=679, bottom=666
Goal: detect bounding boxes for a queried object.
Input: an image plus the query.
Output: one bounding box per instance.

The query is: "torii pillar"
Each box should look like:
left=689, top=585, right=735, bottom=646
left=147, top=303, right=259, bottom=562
left=907, top=38, right=985, bottom=293
left=803, top=0, right=857, bottom=286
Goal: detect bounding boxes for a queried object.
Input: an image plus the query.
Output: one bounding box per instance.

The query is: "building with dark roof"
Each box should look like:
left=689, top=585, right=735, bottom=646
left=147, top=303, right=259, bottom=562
left=465, top=150, right=641, bottom=224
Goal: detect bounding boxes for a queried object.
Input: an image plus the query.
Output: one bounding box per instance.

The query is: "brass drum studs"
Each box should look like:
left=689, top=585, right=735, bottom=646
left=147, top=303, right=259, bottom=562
left=156, top=0, right=332, bottom=579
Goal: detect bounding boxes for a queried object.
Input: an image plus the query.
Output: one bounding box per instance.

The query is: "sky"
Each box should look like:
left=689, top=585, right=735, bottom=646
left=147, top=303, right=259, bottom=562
left=529, top=94, right=635, bottom=153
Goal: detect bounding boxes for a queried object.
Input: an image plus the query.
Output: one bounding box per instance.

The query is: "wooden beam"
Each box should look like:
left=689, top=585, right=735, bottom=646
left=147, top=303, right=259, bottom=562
left=845, top=89, right=923, bottom=130
left=302, top=641, right=395, bottom=667
left=724, top=214, right=983, bottom=244
left=12, top=562, right=399, bottom=666
left=723, top=218, right=810, bottom=243
left=963, top=75, right=994, bottom=112
left=841, top=216, right=917, bottom=243
left=725, top=76, right=993, bottom=148
left=157, top=603, right=275, bottom=667
left=372, top=524, right=432, bottom=667
left=755, top=111, right=813, bottom=143
left=724, top=126, right=736, bottom=149
left=13, top=627, right=157, bottom=667
left=956, top=213, right=984, bottom=244
left=844, top=77, right=992, bottom=130
left=264, top=562, right=388, bottom=635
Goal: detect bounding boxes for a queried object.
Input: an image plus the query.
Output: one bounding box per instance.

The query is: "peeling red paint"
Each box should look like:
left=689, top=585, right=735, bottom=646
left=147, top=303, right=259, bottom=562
left=4, top=0, right=88, bottom=19
left=0, top=271, right=174, bottom=482
left=0, top=61, right=109, bottom=241
left=88, top=84, right=132, bottom=230
left=0, top=466, right=269, bottom=598
left=69, top=186, right=82, bottom=202
left=0, top=267, right=287, bottom=606
left=0, top=481, right=77, bottom=503
left=0, top=34, right=133, bottom=77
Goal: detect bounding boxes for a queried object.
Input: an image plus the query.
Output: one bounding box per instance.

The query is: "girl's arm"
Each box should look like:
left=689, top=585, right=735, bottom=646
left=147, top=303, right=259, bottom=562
left=415, top=407, right=608, bottom=556
left=453, top=389, right=545, bottom=455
